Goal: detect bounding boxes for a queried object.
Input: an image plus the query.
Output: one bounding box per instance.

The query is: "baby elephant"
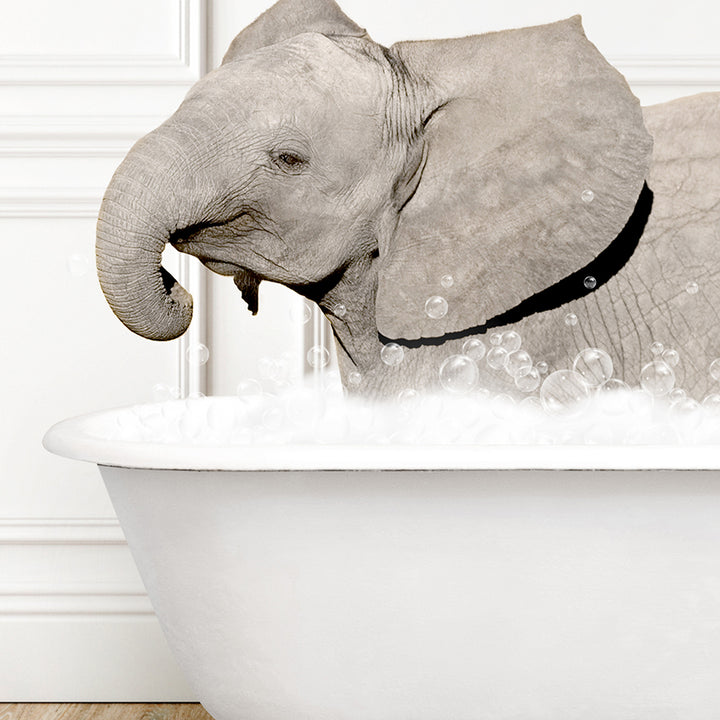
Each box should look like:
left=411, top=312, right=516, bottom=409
left=96, top=0, right=720, bottom=400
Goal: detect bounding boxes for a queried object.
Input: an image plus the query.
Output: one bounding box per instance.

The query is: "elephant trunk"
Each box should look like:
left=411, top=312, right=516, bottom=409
left=95, top=131, right=193, bottom=341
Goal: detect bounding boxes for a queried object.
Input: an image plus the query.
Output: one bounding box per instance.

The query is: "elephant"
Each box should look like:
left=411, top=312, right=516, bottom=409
left=96, top=0, right=720, bottom=402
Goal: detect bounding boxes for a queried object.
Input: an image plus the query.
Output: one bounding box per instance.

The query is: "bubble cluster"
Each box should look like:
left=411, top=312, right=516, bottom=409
left=425, top=296, right=448, bottom=319
left=381, top=342, right=404, bottom=366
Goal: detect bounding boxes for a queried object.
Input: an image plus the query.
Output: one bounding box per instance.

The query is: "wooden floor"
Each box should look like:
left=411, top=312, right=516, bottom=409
left=0, top=706, right=214, bottom=720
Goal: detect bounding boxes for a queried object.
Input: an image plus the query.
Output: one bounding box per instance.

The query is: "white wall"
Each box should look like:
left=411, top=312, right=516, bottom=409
left=0, top=0, right=718, bottom=701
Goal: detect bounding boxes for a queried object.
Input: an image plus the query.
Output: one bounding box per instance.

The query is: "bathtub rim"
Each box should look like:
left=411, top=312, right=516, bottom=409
left=43, top=402, right=720, bottom=472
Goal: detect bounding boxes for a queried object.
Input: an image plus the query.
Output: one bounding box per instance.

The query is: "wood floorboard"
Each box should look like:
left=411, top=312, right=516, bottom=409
left=0, top=705, right=214, bottom=720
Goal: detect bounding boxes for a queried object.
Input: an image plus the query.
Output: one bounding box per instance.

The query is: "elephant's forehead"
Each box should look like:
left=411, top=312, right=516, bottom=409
left=198, top=33, right=380, bottom=108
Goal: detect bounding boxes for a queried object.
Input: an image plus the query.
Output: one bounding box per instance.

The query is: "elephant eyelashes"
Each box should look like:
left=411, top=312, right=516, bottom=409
left=271, top=150, right=307, bottom=173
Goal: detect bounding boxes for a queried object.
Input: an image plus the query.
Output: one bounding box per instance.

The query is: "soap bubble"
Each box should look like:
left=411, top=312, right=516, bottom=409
left=258, top=356, right=287, bottom=383
left=535, top=361, right=549, bottom=375
left=186, top=343, right=209, bottom=366
left=381, top=342, right=404, bottom=366
left=564, top=313, right=578, bottom=327
left=499, top=331, right=522, bottom=353
left=669, top=388, right=687, bottom=404
left=650, top=341, right=664, bottom=356
left=597, top=378, right=631, bottom=414
left=572, top=348, right=613, bottom=387
left=710, top=359, right=720, bottom=381
left=289, top=301, right=312, bottom=324
left=581, top=189, right=595, bottom=203
left=640, top=360, right=675, bottom=396
left=486, top=347, right=509, bottom=370
left=489, top=332, right=503, bottom=346
left=686, top=281, right=699, bottom=295
left=236, top=378, right=263, bottom=399
left=67, top=253, right=90, bottom=277
left=439, top=355, right=479, bottom=394
left=440, top=274, right=454, bottom=289
left=425, top=295, right=448, bottom=319
left=540, top=370, right=590, bottom=415
left=515, top=367, right=541, bottom=393
left=397, top=388, right=419, bottom=405
left=702, top=394, right=720, bottom=410
left=307, top=345, right=330, bottom=368
left=462, top=338, right=486, bottom=362
left=662, top=348, right=679, bottom=367
left=151, top=383, right=174, bottom=402
left=520, top=395, right=543, bottom=411
left=348, top=371, right=362, bottom=386
left=506, top=350, right=533, bottom=378
left=333, top=303, right=347, bottom=318
left=670, top=397, right=701, bottom=426
left=583, top=276, right=597, bottom=290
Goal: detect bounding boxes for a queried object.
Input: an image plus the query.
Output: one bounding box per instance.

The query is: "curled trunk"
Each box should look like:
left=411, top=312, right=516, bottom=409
left=95, top=133, right=193, bottom=341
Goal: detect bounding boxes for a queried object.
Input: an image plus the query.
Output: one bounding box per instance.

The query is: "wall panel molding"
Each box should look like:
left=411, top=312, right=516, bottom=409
left=0, top=0, right=206, bottom=86
left=0, top=517, right=153, bottom=617
left=0, top=188, right=103, bottom=218
left=0, top=517, right=123, bottom=545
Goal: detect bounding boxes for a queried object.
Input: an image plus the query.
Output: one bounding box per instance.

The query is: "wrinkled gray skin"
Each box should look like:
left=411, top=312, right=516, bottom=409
left=97, top=0, right=720, bottom=400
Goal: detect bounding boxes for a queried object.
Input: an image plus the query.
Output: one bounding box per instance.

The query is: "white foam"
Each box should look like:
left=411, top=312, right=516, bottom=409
left=94, top=383, right=720, bottom=447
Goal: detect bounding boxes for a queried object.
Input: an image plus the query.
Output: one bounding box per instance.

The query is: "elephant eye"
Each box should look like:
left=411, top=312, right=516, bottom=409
left=271, top=150, right=307, bottom=173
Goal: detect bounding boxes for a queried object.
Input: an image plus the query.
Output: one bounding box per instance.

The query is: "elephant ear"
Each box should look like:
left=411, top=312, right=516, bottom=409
left=222, top=0, right=369, bottom=63
left=376, top=16, right=653, bottom=341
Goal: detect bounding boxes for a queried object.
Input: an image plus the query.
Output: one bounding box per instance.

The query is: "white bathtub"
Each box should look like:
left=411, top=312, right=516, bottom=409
left=44, top=402, right=720, bottom=720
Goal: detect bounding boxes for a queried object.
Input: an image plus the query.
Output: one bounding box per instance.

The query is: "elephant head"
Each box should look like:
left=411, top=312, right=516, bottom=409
left=97, top=0, right=652, bottom=390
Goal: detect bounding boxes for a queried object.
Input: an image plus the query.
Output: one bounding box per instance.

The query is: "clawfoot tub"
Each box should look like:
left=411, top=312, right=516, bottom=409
left=44, top=401, right=720, bottom=720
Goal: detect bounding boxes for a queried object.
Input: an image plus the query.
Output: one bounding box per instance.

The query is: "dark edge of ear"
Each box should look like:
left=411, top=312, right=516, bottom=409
left=222, top=0, right=370, bottom=64
left=378, top=182, right=654, bottom=348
